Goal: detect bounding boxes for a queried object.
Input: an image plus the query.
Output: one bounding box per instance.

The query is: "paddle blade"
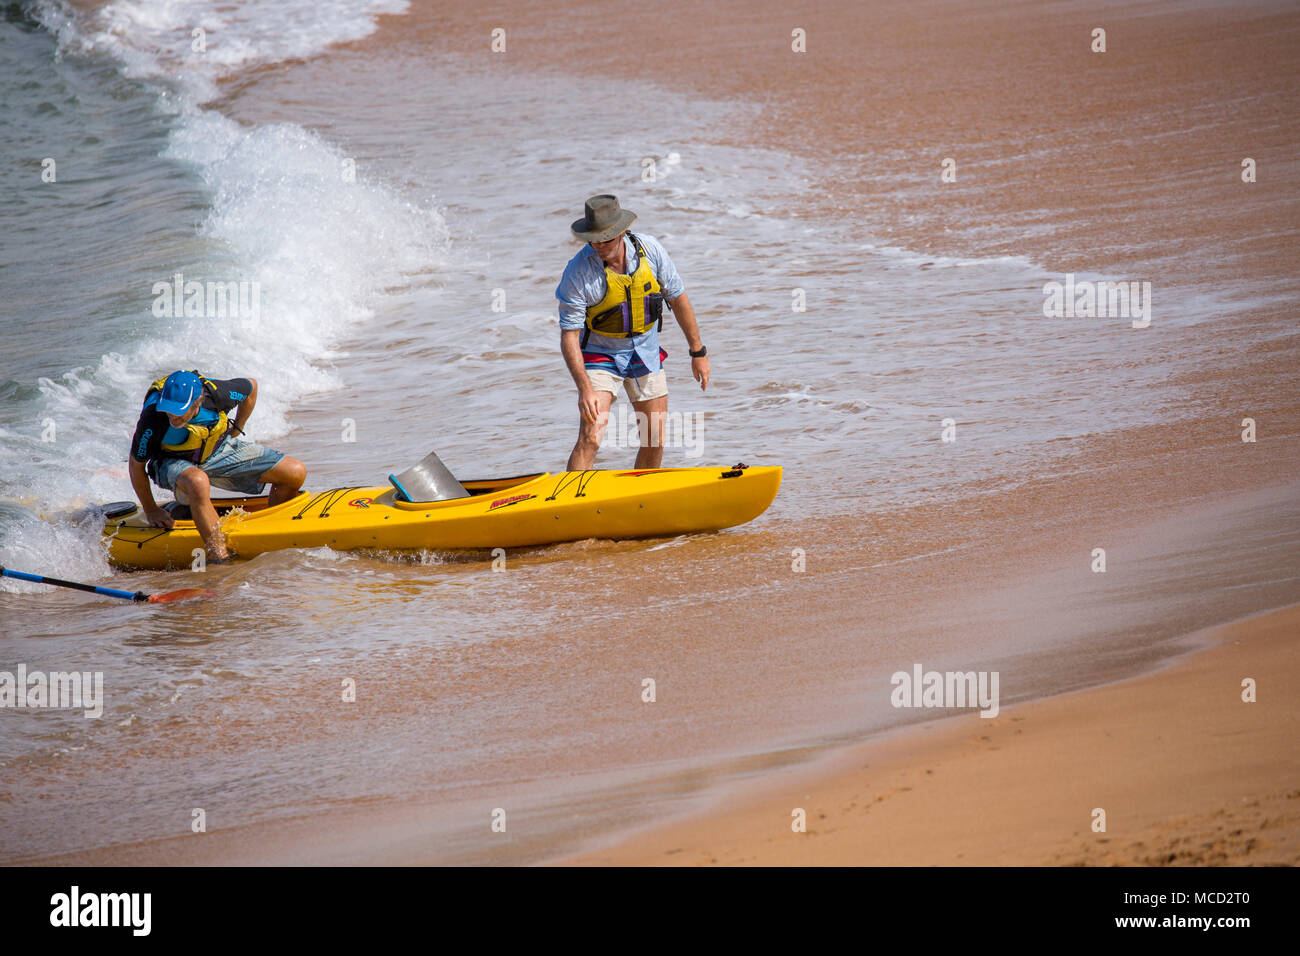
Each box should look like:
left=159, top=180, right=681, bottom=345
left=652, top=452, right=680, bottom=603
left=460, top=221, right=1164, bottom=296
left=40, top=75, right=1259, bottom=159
left=147, top=587, right=217, bottom=604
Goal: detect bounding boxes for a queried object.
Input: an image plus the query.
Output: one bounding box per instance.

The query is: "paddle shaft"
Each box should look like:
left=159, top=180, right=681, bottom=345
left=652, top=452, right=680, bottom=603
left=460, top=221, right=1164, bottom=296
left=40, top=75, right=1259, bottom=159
left=0, top=567, right=147, bottom=603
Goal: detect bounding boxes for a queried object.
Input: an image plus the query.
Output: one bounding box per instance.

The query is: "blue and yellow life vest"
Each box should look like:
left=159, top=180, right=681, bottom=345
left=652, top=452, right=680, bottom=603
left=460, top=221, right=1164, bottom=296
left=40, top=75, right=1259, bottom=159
left=142, top=371, right=230, bottom=464
left=583, top=233, right=665, bottom=344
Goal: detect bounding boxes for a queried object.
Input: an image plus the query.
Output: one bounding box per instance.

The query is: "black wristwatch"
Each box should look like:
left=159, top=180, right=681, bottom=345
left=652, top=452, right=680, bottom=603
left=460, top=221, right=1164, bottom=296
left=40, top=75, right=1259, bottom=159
left=689, top=345, right=708, bottom=358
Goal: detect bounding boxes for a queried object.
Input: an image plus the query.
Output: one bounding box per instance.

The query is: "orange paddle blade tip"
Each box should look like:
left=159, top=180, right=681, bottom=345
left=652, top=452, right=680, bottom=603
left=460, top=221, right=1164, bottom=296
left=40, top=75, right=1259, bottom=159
left=147, top=588, right=217, bottom=604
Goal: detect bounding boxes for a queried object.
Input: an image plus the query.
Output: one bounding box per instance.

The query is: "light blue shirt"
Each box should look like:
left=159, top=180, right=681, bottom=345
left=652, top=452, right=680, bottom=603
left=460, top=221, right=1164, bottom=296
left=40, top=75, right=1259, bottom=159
left=556, top=232, right=685, bottom=376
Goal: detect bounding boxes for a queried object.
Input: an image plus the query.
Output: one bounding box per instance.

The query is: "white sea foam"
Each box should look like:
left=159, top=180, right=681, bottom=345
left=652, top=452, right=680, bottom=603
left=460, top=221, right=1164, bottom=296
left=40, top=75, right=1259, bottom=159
left=1, top=0, right=428, bottom=570
left=49, top=0, right=409, bottom=104
left=155, top=110, right=447, bottom=436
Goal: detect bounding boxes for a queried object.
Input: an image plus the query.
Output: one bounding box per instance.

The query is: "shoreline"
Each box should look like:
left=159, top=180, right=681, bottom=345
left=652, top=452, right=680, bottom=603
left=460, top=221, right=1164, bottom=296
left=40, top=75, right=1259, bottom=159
left=557, top=601, right=1300, bottom=866
left=370, top=0, right=1300, bottom=289
left=25, top=592, right=1297, bottom=866
left=20, top=469, right=1298, bottom=866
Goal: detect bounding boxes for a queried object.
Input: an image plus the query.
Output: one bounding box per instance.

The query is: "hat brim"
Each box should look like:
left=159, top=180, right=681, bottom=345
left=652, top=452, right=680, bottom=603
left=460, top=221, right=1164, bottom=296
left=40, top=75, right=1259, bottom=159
left=571, top=210, right=637, bottom=243
left=155, top=396, right=196, bottom=415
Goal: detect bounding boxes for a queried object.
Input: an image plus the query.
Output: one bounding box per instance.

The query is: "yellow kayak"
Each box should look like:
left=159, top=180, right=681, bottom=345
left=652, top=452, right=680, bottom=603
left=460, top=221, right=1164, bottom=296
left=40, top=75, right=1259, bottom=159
left=103, top=464, right=782, bottom=569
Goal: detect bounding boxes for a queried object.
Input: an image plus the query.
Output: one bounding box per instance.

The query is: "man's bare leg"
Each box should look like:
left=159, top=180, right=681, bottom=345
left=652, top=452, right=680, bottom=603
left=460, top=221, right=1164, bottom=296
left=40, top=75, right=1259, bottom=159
left=567, top=390, right=615, bottom=471
left=632, top=395, right=668, bottom=469
left=261, top=456, right=308, bottom=507
left=175, top=466, right=228, bottom=560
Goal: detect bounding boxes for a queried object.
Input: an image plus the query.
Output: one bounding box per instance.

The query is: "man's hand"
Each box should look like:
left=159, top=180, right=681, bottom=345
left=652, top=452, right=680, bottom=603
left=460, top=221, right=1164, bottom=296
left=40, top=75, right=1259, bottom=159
left=144, top=507, right=174, bottom=530
left=667, top=293, right=709, bottom=391
left=692, top=356, right=711, bottom=391
left=578, top=386, right=602, bottom=423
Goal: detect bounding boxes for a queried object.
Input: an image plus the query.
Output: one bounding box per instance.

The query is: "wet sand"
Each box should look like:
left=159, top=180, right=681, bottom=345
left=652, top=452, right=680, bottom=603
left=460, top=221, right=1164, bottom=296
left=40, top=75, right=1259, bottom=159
left=560, top=604, right=1300, bottom=866
left=33, top=581, right=1298, bottom=867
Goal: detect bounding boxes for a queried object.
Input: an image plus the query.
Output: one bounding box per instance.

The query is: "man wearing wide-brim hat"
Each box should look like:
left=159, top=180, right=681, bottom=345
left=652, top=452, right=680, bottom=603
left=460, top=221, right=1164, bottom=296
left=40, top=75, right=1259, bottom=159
left=556, top=194, right=709, bottom=469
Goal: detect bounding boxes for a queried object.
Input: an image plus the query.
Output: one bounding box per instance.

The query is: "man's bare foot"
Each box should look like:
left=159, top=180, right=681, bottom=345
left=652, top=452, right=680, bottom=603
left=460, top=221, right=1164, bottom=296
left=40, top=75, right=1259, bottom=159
left=206, top=529, right=228, bottom=563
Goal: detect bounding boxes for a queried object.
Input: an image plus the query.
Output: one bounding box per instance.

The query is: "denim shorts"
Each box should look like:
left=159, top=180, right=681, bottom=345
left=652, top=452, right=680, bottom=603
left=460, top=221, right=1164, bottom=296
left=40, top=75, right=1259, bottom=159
left=152, top=437, right=286, bottom=504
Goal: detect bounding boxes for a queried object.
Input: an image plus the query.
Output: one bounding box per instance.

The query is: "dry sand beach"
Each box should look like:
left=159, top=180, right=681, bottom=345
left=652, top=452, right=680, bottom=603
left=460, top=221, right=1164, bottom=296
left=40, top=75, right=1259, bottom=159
left=2, top=0, right=1297, bottom=869
left=564, top=605, right=1300, bottom=866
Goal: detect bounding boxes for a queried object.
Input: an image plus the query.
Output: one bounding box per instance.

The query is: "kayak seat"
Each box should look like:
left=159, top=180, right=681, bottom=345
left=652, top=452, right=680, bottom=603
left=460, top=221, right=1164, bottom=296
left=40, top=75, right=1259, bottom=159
left=388, top=450, right=471, bottom=503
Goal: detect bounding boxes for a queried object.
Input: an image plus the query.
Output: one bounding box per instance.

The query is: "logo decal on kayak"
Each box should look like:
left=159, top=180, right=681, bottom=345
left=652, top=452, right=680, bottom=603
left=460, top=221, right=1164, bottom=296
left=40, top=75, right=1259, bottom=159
left=348, top=497, right=372, bottom=509
left=489, top=493, right=535, bottom=511
left=615, top=470, right=669, bottom=477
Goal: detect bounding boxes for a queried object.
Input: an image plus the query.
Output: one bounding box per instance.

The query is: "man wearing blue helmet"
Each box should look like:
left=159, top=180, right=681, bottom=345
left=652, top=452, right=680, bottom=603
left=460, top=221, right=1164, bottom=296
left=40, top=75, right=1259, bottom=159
left=127, top=370, right=307, bottom=561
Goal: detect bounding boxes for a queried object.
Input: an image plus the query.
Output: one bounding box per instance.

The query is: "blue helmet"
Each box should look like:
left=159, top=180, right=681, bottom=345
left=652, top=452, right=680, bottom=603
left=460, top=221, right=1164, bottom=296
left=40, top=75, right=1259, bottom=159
left=155, top=370, right=203, bottom=415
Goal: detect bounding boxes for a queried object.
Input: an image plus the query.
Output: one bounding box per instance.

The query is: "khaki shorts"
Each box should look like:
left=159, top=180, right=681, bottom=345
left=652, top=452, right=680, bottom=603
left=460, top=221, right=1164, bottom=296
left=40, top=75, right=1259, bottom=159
left=587, top=367, right=668, bottom=403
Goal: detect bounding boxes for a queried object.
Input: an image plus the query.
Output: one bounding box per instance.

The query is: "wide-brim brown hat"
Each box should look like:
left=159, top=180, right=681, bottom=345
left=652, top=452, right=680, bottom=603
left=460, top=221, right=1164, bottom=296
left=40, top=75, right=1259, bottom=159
left=571, top=194, right=637, bottom=242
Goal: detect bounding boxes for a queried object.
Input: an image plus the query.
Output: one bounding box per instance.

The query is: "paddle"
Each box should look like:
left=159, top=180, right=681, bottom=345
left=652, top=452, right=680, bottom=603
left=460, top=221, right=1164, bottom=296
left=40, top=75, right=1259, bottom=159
left=0, top=566, right=215, bottom=604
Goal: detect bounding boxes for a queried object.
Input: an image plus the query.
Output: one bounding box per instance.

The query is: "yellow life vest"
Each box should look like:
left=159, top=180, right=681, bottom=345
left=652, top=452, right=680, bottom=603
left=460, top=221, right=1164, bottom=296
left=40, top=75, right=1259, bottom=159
left=583, top=233, right=664, bottom=342
left=144, top=371, right=230, bottom=464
